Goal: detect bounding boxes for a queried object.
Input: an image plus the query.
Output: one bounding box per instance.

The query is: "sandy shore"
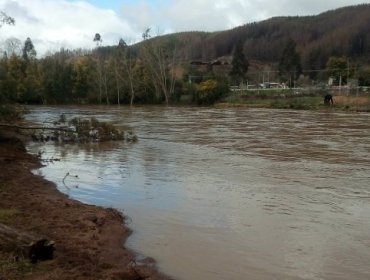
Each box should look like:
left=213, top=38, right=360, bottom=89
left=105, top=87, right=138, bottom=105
left=0, top=131, right=170, bottom=280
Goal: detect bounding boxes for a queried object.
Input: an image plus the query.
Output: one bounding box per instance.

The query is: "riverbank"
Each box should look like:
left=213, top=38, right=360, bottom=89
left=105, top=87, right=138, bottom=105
left=218, top=93, right=370, bottom=111
left=0, top=130, right=169, bottom=280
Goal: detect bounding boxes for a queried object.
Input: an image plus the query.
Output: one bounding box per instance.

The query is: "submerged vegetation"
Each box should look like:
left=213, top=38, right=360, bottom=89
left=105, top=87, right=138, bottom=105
left=31, top=115, right=137, bottom=144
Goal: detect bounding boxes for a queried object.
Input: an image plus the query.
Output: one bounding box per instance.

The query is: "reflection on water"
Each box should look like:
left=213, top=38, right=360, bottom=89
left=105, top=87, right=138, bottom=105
left=26, top=106, right=370, bottom=280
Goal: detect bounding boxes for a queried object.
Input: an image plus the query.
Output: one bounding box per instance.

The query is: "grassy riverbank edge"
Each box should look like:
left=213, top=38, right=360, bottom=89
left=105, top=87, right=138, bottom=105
left=216, top=93, right=370, bottom=112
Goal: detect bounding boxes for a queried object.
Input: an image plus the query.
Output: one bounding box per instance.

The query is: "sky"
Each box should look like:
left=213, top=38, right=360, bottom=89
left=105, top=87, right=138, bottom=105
left=0, top=0, right=369, bottom=56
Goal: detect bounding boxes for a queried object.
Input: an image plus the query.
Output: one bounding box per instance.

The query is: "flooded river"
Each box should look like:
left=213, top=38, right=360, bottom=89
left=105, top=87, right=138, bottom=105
left=26, top=106, right=370, bottom=280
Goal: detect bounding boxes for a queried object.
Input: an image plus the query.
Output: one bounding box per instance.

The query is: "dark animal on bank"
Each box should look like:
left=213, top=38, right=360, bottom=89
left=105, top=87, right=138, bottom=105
left=324, top=94, right=334, bottom=105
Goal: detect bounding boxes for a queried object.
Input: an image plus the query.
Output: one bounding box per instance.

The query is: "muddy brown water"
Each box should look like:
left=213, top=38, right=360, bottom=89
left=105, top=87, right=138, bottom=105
left=26, top=106, right=370, bottom=280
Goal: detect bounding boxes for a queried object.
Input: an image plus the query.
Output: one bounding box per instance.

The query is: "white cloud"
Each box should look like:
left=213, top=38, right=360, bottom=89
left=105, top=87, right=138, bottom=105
left=0, top=0, right=136, bottom=56
left=120, top=0, right=369, bottom=33
left=0, top=0, right=368, bottom=56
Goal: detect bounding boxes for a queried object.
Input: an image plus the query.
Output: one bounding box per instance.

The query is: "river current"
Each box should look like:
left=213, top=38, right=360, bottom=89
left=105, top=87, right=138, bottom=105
left=26, top=106, right=370, bottom=280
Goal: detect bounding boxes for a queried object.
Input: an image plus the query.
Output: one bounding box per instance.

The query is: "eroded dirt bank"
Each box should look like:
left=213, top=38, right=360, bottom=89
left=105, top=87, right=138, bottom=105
left=0, top=131, right=170, bottom=280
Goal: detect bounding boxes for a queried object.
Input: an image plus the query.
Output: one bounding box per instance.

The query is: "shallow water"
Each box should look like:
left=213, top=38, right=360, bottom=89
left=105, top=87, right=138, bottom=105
left=26, top=106, right=370, bottom=280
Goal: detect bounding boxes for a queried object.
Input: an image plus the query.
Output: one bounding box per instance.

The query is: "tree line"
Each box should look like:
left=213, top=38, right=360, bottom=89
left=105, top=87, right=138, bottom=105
left=0, top=30, right=233, bottom=105
left=1, top=33, right=369, bottom=107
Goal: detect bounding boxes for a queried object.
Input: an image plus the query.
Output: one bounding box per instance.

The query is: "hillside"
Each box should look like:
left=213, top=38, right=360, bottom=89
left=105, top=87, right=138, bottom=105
left=141, top=4, right=370, bottom=68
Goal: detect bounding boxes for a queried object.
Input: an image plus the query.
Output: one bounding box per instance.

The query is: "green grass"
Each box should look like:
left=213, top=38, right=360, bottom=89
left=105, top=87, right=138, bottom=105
left=269, top=96, right=322, bottom=110
left=221, top=94, right=323, bottom=110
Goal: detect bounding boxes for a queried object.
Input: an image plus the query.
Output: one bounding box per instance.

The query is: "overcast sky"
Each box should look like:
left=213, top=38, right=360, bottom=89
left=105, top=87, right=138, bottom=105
left=0, top=0, right=368, bottom=56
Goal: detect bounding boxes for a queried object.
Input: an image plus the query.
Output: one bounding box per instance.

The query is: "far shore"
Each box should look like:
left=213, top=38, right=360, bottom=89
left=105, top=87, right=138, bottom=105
left=217, top=93, right=370, bottom=112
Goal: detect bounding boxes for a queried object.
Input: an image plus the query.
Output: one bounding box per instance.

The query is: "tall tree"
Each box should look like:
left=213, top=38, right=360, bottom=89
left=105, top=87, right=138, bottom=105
left=278, top=38, right=302, bottom=87
left=92, top=33, right=108, bottom=104
left=4, top=54, right=26, bottom=101
left=22, top=37, right=36, bottom=60
left=72, top=57, right=91, bottom=103
left=116, top=38, right=136, bottom=106
left=326, top=56, right=350, bottom=85
left=229, top=40, right=249, bottom=85
left=93, top=33, right=102, bottom=46
left=140, top=28, right=177, bottom=104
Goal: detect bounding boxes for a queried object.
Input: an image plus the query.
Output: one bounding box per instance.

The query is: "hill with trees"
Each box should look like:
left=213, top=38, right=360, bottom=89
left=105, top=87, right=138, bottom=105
left=150, top=4, right=370, bottom=66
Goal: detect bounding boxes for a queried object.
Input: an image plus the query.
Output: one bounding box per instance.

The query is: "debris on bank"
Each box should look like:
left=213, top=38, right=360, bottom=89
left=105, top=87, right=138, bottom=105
left=30, top=115, right=138, bottom=144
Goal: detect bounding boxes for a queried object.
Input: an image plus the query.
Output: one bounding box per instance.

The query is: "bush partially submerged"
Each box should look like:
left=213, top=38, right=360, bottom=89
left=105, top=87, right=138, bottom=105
left=32, top=115, right=137, bottom=143
left=0, top=105, right=25, bottom=122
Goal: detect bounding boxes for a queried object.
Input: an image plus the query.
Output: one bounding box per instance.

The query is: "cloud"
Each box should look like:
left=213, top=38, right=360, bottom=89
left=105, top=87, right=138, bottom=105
left=0, top=0, right=136, bottom=55
left=120, top=0, right=368, bottom=33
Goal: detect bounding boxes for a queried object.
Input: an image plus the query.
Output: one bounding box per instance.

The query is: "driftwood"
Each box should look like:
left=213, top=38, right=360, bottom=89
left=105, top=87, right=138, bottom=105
left=0, top=223, right=55, bottom=262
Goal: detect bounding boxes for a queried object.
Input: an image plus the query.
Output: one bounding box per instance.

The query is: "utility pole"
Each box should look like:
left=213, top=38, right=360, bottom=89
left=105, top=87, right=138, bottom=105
left=347, top=59, right=350, bottom=95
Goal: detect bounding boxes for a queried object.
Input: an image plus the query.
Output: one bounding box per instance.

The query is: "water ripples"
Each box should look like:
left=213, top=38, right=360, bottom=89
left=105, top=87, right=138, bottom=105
left=26, top=106, right=370, bottom=280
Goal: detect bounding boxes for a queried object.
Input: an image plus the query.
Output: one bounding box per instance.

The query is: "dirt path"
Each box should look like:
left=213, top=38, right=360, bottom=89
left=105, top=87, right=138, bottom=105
left=0, top=131, right=170, bottom=280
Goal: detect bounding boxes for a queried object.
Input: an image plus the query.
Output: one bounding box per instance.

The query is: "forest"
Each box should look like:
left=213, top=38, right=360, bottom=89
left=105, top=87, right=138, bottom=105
left=1, top=4, right=370, bottom=106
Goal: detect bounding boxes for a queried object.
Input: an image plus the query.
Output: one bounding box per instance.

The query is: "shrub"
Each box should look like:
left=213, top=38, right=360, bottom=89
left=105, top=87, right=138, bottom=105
left=194, top=79, right=229, bottom=105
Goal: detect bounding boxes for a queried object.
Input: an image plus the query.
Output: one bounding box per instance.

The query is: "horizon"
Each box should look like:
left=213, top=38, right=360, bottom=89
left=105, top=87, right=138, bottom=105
left=0, top=0, right=369, bottom=56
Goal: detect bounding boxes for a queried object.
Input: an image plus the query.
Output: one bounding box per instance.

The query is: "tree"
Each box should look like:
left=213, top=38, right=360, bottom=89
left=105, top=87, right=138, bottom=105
left=92, top=33, right=109, bottom=104
left=357, top=66, right=370, bottom=86
left=72, top=57, right=91, bottom=103
left=116, top=38, right=136, bottom=106
left=304, top=47, right=324, bottom=80
left=139, top=28, right=177, bottom=104
left=278, top=38, right=302, bottom=87
left=21, top=59, right=42, bottom=104
left=4, top=54, right=26, bottom=101
left=132, top=60, right=155, bottom=103
left=0, top=11, right=15, bottom=27
left=93, top=33, right=102, bottom=46
left=326, top=56, right=350, bottom=85
left=4, top=37, right=22, bottom=57
left=229, top=40, right=249, bottom=85
left=39, top=53, right=73, bottom=103
left=22, top=37, right=36, bottom=60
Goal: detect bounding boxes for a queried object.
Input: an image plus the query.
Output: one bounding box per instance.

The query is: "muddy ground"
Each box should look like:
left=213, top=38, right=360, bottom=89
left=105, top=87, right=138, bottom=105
left=0, top=131, right=170, bottom=280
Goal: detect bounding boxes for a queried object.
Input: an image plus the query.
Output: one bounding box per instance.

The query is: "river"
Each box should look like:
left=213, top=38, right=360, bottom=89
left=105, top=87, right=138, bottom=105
left=26, top=106, right=370, bottom=280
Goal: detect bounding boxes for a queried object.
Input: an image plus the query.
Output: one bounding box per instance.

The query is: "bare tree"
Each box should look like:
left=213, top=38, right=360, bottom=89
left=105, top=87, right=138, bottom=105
left=140, top=28, right=177, bottom=104
left=4, top=37, right=22, bottom=56
left=115, top=38, right=136, bottom=106
left=92, top=33, right=109, bottom=104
